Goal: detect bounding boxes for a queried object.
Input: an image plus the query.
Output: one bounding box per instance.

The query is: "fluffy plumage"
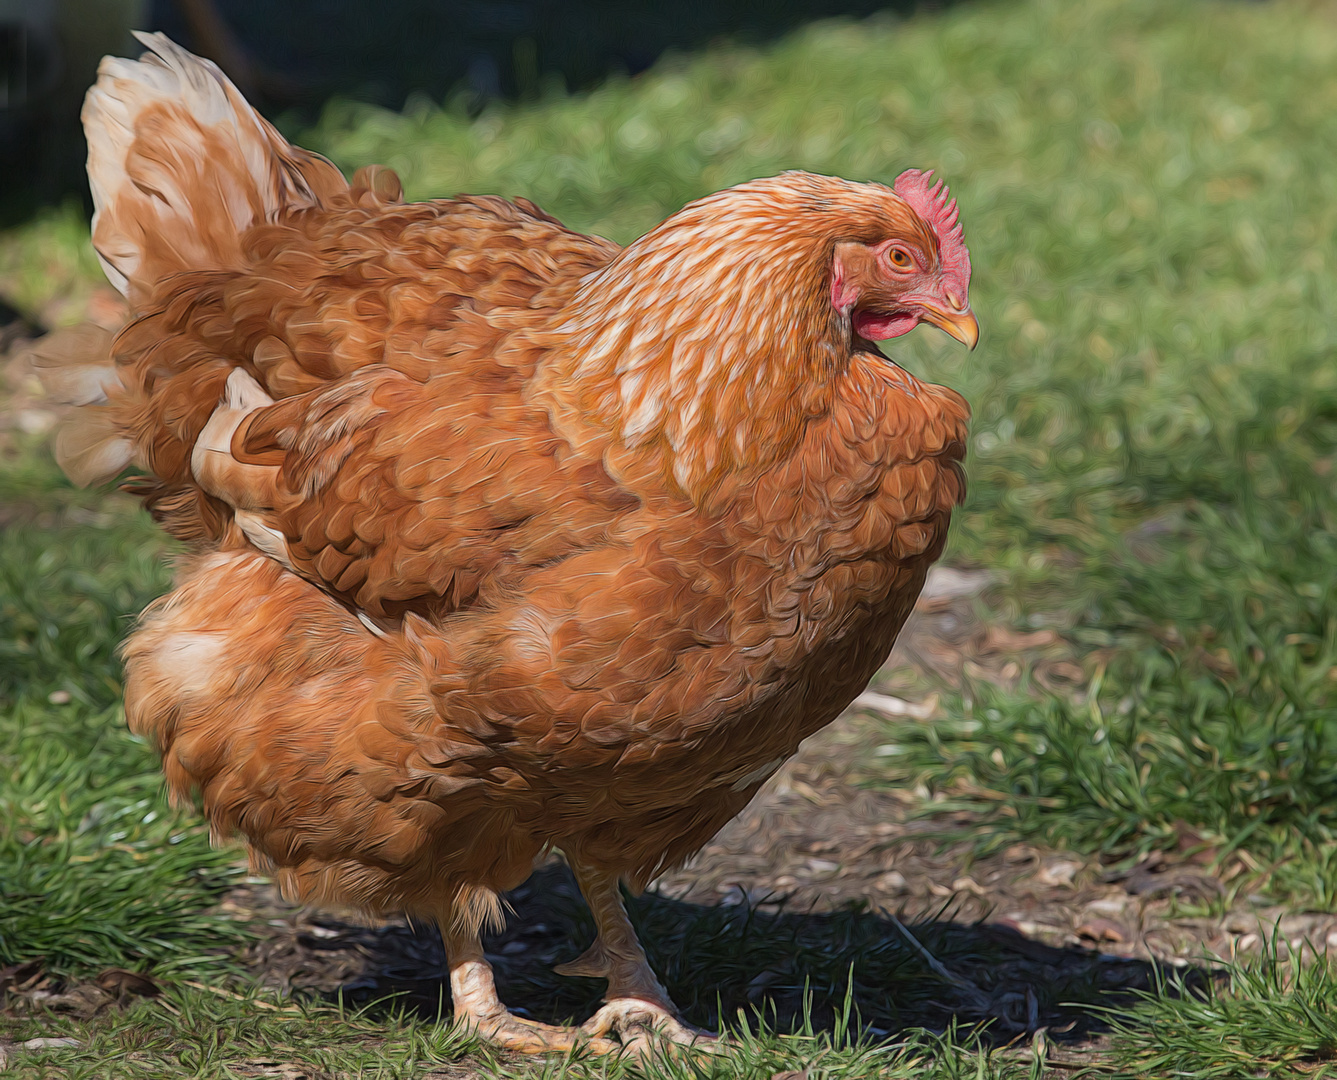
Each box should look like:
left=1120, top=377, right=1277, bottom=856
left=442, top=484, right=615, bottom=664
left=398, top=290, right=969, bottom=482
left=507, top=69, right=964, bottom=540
left=46, top=33, right=977, bottom=1052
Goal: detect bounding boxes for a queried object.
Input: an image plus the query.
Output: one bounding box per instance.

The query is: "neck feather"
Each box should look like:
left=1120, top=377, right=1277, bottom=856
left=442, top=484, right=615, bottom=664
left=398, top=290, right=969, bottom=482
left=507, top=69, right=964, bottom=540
left=529, top=172, right=924, bottom=504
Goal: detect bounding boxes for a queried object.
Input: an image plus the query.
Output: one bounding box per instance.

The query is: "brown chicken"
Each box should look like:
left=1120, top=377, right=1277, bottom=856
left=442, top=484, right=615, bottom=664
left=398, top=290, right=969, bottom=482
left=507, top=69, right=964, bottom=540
left=42, top=33, right=977, bottom=1054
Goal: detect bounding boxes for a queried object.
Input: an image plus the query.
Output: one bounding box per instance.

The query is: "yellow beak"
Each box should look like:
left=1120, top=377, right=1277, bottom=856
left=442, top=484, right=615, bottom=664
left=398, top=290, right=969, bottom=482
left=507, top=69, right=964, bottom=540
left=920, top=304, right=980, bottom=350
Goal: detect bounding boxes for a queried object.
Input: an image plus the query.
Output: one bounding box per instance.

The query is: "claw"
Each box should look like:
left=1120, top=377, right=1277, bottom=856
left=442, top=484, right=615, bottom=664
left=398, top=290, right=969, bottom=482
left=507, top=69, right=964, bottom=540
left=580, top=998, right=719, bottom=1056
left=449, top=948, right=619, bottom=1057
left=462, top=1008, right=619, bottom=1056
left=555, top=861, right=719, bottom=1057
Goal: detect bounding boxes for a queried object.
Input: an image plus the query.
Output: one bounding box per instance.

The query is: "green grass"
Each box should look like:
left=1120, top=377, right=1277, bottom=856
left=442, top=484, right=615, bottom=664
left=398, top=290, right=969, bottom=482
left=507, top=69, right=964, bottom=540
left=865, top=645, right=1337, bottom=904
left=0, top=451, right=246, bottom=975
left=0, top=985, right=1031, bottom=1079
left=1105, top=939, right=1337, bottom=1079
left=0, top=203, right=106, bottom=328
left=7, top=0, right=1337, bottom=1074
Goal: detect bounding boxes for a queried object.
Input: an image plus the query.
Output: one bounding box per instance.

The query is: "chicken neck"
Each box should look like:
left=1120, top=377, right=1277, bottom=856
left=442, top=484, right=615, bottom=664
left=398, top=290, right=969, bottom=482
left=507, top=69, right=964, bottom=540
left=527, top=174, right=920, bottom=507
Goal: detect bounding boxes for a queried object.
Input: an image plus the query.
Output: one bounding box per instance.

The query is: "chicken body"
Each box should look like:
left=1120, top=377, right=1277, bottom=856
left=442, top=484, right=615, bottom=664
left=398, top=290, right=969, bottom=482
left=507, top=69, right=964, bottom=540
left=123, top=180, right=965, bottom=927
left=50, top=34, right=975, bottom=1053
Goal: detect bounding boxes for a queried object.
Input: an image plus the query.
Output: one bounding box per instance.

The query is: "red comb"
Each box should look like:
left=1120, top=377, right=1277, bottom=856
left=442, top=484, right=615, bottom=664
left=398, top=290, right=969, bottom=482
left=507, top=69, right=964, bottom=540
left=894, top=169, right=971, bottom=294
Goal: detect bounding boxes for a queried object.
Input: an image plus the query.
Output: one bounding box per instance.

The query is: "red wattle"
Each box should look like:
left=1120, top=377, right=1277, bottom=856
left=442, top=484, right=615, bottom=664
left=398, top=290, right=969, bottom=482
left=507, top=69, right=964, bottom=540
left=853, top=310, right=919, bottom=341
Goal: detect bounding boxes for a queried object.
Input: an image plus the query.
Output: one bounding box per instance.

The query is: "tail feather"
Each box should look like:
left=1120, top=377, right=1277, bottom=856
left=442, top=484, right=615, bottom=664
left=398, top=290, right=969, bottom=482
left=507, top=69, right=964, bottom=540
left=49, top=33, right=356, bottom=523
left=26, top=325, right=136, bottom=487
left=54, top=412, right=136, bottom=489
left=83, top=31, right=347, bottom=300
left=27, top=324, right=121, bottom=406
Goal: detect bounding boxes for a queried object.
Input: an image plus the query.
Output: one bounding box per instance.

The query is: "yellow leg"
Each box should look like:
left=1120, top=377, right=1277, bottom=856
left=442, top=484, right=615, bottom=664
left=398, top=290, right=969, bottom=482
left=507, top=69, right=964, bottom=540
left=556, top=861, right=717, bottom=1050
left=444, top=922, right=617, bottom=1056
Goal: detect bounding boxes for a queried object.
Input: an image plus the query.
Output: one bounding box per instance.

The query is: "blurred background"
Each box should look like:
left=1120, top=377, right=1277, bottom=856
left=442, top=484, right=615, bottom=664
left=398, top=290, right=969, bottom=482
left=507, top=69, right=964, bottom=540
left=0, top=0, right=944, bottom=223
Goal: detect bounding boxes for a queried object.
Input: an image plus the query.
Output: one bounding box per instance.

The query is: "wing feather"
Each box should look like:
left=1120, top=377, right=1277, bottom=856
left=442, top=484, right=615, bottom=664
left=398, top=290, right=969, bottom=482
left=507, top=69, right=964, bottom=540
left=201, top=364, right=639, bottom=619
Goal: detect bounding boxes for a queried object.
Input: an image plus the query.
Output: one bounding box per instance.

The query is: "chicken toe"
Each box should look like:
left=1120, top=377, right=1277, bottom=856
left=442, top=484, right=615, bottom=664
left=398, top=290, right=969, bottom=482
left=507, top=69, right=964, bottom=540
left=446, top=926, right=617, bottom=1056
left=467, top=1005, right=619, bottom=1056
left=581, top=998, right=717, bottom=1050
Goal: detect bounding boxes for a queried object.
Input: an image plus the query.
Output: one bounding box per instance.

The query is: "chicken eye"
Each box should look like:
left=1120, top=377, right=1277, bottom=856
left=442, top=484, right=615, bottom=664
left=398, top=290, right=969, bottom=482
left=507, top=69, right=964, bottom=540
left=887, top=247, right=913, bottom=270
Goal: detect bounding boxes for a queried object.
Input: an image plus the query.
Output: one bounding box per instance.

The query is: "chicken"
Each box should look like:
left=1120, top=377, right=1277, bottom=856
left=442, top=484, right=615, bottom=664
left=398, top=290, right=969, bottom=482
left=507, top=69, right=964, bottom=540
left=42, top=33, right=978, bottom=1055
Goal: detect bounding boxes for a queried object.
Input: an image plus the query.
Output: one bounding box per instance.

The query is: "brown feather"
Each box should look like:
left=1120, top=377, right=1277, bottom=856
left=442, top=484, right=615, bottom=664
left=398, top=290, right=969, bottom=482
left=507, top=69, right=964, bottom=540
left=69, top=37, right=972, bottom=932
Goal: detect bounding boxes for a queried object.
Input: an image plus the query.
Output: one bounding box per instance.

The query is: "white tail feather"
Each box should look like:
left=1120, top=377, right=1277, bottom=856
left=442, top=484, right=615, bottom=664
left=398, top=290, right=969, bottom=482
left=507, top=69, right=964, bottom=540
left=54, top=417, right=136, bottom=489
left=25, top=325, right=137, bottom=488
left=83, top=31, right=346, bottom=299
left=27, top=324, right=121, bottom=405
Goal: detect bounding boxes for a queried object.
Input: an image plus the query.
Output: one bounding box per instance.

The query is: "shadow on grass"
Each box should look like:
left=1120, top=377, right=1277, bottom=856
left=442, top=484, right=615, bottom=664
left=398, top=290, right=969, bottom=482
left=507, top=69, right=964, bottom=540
left=250, top=861, right=1211, bottom=1047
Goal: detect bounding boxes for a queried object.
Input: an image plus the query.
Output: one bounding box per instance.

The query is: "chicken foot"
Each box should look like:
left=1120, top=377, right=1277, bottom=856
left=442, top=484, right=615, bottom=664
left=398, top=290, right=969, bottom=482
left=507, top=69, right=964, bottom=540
left=558, top=861, right=717, bottom=1051
left=444, top=924, right=618, bottom=1055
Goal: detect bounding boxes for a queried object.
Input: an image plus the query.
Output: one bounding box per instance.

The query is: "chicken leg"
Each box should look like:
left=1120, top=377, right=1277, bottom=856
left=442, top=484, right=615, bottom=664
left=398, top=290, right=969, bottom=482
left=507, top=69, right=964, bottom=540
left=557, top=861, right=716, bottom=1049
left=443, top=923, right=617, bottom=1055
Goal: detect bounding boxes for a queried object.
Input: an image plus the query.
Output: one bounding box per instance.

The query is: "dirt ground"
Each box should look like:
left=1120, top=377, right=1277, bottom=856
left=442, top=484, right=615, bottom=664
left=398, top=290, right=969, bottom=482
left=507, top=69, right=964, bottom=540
left=5, top=301, right=1335, bottom=1067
